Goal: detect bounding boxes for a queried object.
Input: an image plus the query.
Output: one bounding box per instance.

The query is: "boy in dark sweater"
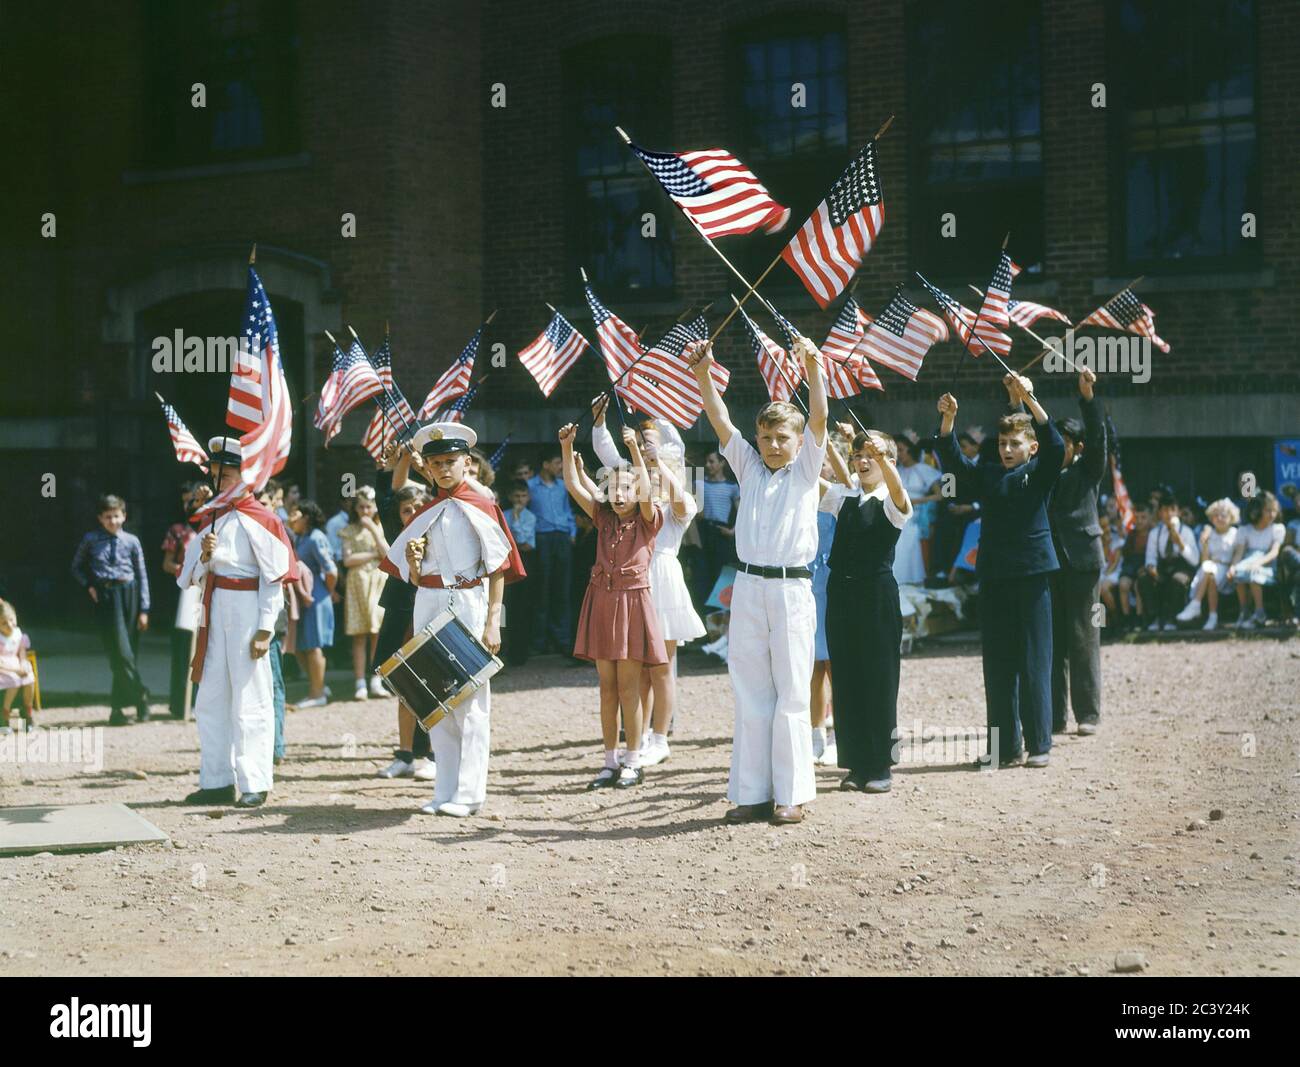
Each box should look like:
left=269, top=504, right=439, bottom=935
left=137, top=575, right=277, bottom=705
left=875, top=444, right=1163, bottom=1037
left=935, top=375, right=1065, bottom=768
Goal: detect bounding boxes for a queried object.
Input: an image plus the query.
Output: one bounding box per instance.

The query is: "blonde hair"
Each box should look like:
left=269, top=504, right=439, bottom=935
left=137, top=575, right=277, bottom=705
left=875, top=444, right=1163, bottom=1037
left=0, top=598, right=15, bottom=626
left=1204, top=498, right=1240, bottom=527
left=755, top=401, right=805, bottom=435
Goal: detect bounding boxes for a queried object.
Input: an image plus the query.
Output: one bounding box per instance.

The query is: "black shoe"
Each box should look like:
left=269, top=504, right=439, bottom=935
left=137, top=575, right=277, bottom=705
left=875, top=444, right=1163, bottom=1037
left=613, top=766, right=644, bottom=789
left=108, top=710, right=129, bottom=727
left=587, top=767, right=619, bottom=790
left=235, top=792, right=267, bottom=809
left=839, top=772, right=866, bottom=792
left=184, top=785, right=236, bottom=805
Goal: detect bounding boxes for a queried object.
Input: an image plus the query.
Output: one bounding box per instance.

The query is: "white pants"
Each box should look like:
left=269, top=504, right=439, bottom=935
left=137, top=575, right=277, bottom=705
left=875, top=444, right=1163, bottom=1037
left=726, top=573, right=817, bottom=807
left=194, top=588, right=274, bottom=794
left=415, top=585, right=491, bottom=808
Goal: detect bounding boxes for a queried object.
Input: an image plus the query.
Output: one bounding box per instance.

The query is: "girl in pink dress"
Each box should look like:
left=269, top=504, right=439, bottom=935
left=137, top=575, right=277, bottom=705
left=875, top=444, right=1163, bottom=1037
left=559, top=422, right=667, bottom=790
left=0, top=598, right=36, bottom=728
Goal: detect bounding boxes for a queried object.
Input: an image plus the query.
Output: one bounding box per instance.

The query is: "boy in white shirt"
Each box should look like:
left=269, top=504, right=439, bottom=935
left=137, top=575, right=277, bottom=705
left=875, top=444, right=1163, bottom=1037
left=1138, top=490, right=1200, bottom=631
left=689, top=336, right=827, bottom=826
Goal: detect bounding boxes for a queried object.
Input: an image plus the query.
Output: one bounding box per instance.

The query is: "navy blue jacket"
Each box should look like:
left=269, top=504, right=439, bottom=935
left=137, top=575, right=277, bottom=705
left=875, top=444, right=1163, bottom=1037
left=934, top=418, right=1065, bottom=580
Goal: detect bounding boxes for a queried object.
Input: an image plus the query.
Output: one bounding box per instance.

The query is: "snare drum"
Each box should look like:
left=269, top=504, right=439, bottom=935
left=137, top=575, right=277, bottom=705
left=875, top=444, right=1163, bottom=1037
left=376, top=608, right=502, bottom=731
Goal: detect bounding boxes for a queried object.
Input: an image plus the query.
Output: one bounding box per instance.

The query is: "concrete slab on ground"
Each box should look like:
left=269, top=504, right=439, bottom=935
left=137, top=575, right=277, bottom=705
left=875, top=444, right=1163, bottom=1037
left=0, top=803, right=168, bottom=856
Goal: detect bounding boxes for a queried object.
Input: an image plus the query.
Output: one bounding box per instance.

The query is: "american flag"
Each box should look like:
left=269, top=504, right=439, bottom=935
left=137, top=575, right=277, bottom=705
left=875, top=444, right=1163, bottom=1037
left=856, top=291, right=948, bottom=381
left=518, top=311, right=589, bottom=398
left=1078, top=289, right=1170, bottom=353
left=917, top=277, right=1012, bottom=359
left=1007, top=298, right=1071, bottom=330
left=315, top=338, right=383, bottom=445
left=157, top=395, right=208, bottom=469
left=444, top=383, right=477, bottom=424
left=226, top=267, right=278, bottom=431
left=198, top=267, right=293, bottom=513
left=629, top=143, right=789, bottom=239
left=976, top=253, right=1022, bottom=331
left=781, top=140, right=885, bottom=309
left=1104, top=411, right=1135, bottom=533
left=625, top=311, right=731, bottom=429
left=737, top=305, right=800, bottom=403
left=821, top=297, right=883, bottom=396
left=489, top=435, right=511, bottom=471
left=585, top=285, right=648, bottom=413
left=419, top=326, right=481, bottom=418
left=361, top=335, right=417, bottom=462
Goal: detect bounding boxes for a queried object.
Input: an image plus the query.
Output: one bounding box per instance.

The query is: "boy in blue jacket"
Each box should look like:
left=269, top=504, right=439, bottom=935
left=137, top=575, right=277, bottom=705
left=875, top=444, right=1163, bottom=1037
left=935, top=375, right=1065, bottom=768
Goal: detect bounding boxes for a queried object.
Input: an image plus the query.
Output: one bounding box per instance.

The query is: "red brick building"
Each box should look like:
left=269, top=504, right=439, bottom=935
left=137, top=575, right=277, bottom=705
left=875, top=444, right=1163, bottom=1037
left=2, top=0, right=1296, bottom=620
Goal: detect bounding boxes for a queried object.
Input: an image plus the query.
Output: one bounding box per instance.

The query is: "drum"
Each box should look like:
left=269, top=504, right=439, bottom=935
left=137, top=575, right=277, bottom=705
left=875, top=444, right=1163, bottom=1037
left=375, top=608, right=502, bottom=731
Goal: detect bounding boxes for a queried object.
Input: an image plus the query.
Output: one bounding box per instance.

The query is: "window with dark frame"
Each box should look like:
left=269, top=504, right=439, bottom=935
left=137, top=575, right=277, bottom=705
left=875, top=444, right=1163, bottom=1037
left=1113, top=0, right=1258, bottom=270
left=907, top=0, right=1043, bottom=279
left=141, top=0, right=299, bottom=169
left=730, top=14, right=848, bottom=287
left=563, top=37, right=674, bottom=301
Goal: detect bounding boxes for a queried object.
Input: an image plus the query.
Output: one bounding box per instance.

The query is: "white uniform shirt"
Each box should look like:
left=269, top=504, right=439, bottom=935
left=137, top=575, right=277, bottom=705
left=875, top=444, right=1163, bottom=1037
left=1144, top=518, right=1200, bottom=569
left=184, top=516, right=284, bottom=633
left=421, top=500, right=489, bottom=584
left=721, top=427, right=826, bottom=568
left=821, top=478, right=910, bottom=530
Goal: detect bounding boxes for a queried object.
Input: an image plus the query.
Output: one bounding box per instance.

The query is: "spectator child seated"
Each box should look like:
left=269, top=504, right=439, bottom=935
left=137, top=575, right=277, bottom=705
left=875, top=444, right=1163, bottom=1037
left=1175, top=498, right=1240, bottom=630
left=1230, top=490, right=1285, bottom=630
left=0, top=598, right=36, bottom=729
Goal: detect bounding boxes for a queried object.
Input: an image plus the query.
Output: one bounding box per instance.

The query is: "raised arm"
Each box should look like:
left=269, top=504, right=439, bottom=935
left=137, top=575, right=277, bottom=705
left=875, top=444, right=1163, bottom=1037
left=866, top=436, right=911, bottom=516
left=622, top=427, right=655, bottom=523
left=645, top=438, right=691, bottom=521
left=793, top=336, right=827, bottom=445
left=558, top=423, right=596, bottom=520
left=590, top=394, right=623, bottom=472
left=934, top=393, right=979, bottom=503
left=1077, top=369, right=1108, bottom=487
left=687, top=341, right=738, bottom=448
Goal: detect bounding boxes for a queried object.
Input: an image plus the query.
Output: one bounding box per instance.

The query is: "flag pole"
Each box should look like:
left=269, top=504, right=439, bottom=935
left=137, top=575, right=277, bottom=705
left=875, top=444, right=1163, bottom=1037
left=210, top=245, right=260, bottom=531
left=347, top=323, right=420, bottom=440
left=964, top=283, right=1080, bottom=374
left=324, top=330, right=413, bottom=457
left=579, top=267, right=629, bottom=430
left=917, top=270, right=1018, bottom=380
left=1018, top=275, right=1144, bottom=373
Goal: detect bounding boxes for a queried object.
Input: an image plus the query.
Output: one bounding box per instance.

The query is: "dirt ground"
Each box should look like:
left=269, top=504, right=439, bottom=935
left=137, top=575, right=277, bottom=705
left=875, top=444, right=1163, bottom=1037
left=1, top=637, right=1297, bottom=977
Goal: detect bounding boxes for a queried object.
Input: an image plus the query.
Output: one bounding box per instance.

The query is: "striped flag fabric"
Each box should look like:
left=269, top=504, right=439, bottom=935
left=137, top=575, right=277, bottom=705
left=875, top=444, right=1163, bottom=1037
left=518, top=311, right=589, bottom=398
left=419, top=327, right=481, bottom=418
left=315, top=338, right=384, bottom=444
left=361, top=335, right=418, bottom=462
left=629, top=143, right=789, bottom=239
left=1008, top=298, right=1071, bottom=330
left=821, top=297, right=883, bottom=396
left=226, top=267, right=279, bottom=431
left=781, top=140, right=885, bottom=309
left=856, top=291, right=948, bottom=381
left=1078, top=288, right=1170, bottom=353
left=624, top=311, right=730, bottom=429
left=584, top=285, right=648, bottom=413
left=917, top=277, right=1012, bottom=359
left=976, top=253, right=1022, bottom=330
left=157, top=395, right=208, bottom=469
left=444, top=383, right=478, bottom=424
left=198, top=267, right=293, bottom=513
left=737, top=305, right=800, bottom=403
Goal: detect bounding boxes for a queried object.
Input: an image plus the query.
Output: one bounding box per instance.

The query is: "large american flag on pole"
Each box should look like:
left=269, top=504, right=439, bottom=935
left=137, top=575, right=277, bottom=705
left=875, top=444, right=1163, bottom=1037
left=584, top=285, right=648, bottom=413
left=821, top=297, right=883, bottom=395
left=1078, top=288, right=1170, bottom=353
left=157, top=395, right=208, bottom=469
left=737, top=305, right=800, bottom=403
left=361, top=334, right=417, bottom=462
left=856, top=291, right=948, bottom=381
left=226, top=267, right=279, bottom=431
left=198, top=266, right=293, bottom=513
left=781, top=140, right=885, bottom=309
left=315, top=338, right=383, bottom=444
left=629, top=143, right=790, bottom=239
left=917, top=277, right=1012, bottom=359
left=419, top=327, right=481, bottom=418
left=518, top=311, right=589, bottom=398
left=624, top=311, right=730, bottom=429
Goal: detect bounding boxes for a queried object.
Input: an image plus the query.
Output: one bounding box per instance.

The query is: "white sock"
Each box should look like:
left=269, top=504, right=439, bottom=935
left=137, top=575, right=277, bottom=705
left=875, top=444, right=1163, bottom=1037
left=623, top=748, right=642, bottom=770
left=652, top=732, right=668, bottom=746
left=604, top=749, right=619, bottom=770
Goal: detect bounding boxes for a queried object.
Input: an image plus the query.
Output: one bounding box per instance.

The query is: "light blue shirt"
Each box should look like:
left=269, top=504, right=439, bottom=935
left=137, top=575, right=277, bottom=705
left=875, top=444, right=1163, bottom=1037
left=526, top=474, right=576, bottom=537
left=324, top=510, right=350, bottom=562
left=506, top=506, right=537, bottom=550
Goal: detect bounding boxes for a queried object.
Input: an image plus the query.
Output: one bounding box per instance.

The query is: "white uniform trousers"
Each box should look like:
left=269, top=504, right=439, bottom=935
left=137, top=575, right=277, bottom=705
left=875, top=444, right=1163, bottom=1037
left=194, top=586, right=275, bottom=794
left=726, top=572, right=817, bottom=807
left=414, top=584, right=491, bottom=808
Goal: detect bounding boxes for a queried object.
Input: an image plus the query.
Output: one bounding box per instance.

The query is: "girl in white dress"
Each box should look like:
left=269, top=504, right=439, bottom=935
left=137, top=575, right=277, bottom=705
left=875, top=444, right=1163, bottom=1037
left=592, top=400, right=705, bottom=767
left=1175, top=498, right=1240, bottom=629
left=892, top=438, right=942, bottom=585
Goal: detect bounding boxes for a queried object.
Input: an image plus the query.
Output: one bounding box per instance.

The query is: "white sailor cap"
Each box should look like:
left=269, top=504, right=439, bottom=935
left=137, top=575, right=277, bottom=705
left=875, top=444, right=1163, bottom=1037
left=207, top=436, right=243, bottom=466
left=409, top=421, right=477, bottom=457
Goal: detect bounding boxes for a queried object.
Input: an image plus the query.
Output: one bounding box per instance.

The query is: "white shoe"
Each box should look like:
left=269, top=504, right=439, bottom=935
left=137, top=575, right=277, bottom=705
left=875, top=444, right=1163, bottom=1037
left=1202, top=612, right=1218, bottom=631
left=1252, top=610, right=1268, bottom=627
left=412, top=758, right=437, bottom=781
left=1076, top=722, right=1098, bottom=736
left=379, top=758, right=414, bottom=779
left=1175, top=601, right=1201, bottom=623
left=295, top=694, right=328, bottom=709
left=353, top=680, right=369, bottom=701
left=1025, top=753, right=1051, bottom=769
left=1146, top=621, right=1161, bottom=633
left=819, top=741, right=838, bottom=767
left=434, top=802, right=479, bottom=817
left=369, top=675, right=387, bottom=698
left=1161, top=622, right=1176, bottom=632
left=1237, top=616, right=1257, bottom=631
left=640, top=738, right=670, bottom=766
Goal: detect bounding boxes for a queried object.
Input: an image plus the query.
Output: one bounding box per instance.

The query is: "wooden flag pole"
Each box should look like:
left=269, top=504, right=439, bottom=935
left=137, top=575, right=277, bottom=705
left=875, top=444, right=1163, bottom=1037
left=917, top=270, right=1018, bottom=380
left=964, top=283, right=1080, bottom=375
left=324, top=329, right=412, bottom=456
left=347, top=324, right=420, bottom=439
left=730, top=294, right=809, bottom=417
left=1018, top=275, right=1145, bottom=373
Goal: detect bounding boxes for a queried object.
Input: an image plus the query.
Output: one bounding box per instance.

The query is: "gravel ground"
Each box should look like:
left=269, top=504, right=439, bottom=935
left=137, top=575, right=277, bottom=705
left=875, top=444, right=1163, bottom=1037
left=1, top=637, right=1297, bottom=977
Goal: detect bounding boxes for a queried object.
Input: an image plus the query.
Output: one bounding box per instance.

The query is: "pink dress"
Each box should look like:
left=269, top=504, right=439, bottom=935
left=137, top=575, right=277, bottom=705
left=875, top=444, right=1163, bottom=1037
left=573, top=505, right=668, bottom=665
left=0, top=627, right=34, bottom=689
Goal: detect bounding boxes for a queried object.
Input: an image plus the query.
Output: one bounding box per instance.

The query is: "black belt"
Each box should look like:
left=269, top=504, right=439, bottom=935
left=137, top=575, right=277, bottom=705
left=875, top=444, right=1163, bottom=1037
left=739, top=562, right=812, bottom=580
